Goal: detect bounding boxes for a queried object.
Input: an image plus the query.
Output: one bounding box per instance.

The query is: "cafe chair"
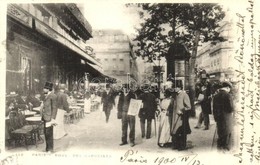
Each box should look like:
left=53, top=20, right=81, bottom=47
left=64, top=111, right=73, bottom=124
left=76, top=100, right=85, bottom=118
left=7, top=111, right=38, bottom=150
left=74, top=108, right=81, bottom=120
left=79, top=108, right=84, bottom=118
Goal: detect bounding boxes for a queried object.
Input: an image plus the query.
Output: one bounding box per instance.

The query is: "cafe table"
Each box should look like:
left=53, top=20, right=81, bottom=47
left=69, top=105, right=81, bottom=109
left=77, top=99, right=84, bottom=103
left=26, top=116, right=41, bottom=123
left=25, top=116, right=44, bottom=147
left=32, top=106, right=41, bottom=112
left=76, top=103, right=84, bottom=107
left=24, top=110, right=37, bottom=116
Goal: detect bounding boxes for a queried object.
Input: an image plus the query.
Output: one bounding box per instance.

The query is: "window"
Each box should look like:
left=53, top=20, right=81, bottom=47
left=21, top=56, right=32, bottom=91
left=120, top=59, right=124, bottom=62
left=112, top=58, right=116, bottom=61
left=104, top=58, right=108, bottom=61
left=115, top=35, right=120, bottom=41
left=43, top=16, right=50, bottom=25
left=217, top=59, right=220, bottom=66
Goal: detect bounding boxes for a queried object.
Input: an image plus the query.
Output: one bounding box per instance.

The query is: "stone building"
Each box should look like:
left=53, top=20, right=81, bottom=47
left=196, top=21, right=235, bottom=82
left=86, top=29, right=138, bottom=84
left=6, top=3, right=103, bottom=94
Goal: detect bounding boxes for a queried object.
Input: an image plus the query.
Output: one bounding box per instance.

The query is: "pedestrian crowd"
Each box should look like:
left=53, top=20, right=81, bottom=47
left=5, top=69, right=236, bottom=152
left=112, top=70, right=236, bottom=152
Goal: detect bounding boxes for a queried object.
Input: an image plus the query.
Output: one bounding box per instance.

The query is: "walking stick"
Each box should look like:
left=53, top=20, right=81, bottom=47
left=211, top=124, right=217, bottom=149
left=157, top=113, right=162, bottom=145
left=154, top=115, right=157, bottom=137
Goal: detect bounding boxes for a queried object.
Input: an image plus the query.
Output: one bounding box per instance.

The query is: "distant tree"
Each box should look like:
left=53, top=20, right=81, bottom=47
left=128, top=3, right=226, bottom=116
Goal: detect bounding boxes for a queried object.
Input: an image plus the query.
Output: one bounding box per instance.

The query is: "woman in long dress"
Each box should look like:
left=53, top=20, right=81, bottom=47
left=157, top=89, right=174, bottom=147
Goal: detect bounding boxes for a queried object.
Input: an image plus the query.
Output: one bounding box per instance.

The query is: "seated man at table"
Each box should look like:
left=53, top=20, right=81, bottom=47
left=16, top=91, right=29, bottom=110
left=26, top=91, right=41, bottom=109
left=6, top=98, right=17, bottom=117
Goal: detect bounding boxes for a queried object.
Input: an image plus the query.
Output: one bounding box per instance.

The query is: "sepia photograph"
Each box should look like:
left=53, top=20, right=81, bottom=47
left=0, top=0, right=260, bottom=164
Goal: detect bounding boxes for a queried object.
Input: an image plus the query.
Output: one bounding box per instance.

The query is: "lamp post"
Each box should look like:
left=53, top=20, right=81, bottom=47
left=157, top=56, right=161, bottom=98
left=127, top=73, right=130, bottom=91
left=84, top=72, right=89, bottom=90
left=152, top=56, right=164, bottom=98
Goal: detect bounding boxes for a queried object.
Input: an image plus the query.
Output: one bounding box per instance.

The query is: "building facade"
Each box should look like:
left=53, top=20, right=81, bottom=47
left=86, top=29, right=138, bottom=84
left=6, top=4, right=103, bottom=94
left=196, top=21, right=235, bottom=82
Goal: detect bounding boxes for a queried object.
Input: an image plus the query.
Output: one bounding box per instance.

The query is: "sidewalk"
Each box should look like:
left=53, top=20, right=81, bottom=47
left=5, top=106, right=217, bottom=154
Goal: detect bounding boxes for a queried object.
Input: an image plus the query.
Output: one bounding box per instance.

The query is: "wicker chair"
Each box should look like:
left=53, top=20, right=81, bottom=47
left=8, top=110, right=38, bottom=150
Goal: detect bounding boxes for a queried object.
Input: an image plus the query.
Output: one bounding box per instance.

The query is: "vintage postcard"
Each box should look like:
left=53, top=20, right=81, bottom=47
left=0, top=0, right=260, bottom=164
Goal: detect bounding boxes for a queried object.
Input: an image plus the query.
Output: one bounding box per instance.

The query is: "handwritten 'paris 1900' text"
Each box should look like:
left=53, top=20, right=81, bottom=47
left=120, top=150, right=202, bottom=165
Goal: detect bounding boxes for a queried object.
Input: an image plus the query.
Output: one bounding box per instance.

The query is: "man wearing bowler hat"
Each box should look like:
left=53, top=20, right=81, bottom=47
left=117, top=84, right=136, bottom=147
left=194, top=70, right=212, bottom=130
left=101, top=84, right=115, bottom=123
left=138, top=83, right=157, bottom=139
left=213, top=81, right=234, bottom=151
left=42, top=82, right=57, bottom=153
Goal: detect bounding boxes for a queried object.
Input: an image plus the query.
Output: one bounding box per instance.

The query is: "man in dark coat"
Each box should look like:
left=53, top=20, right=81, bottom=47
left=213, top=81, right=234, bottom=151
left=56, top=84, right=70, bottom=113
left=54, top=84, right=69, bottom=139
left=170, top=81, right=191, bottom=151
left=138, top=84, right=157, bottom=139
left=42, top=82, right=58, bottom=153
left=117, top=84, right=136, bottom=147
left=101, top=84, right=115, bottom=123
left=195, top=72, right=212, bottom=130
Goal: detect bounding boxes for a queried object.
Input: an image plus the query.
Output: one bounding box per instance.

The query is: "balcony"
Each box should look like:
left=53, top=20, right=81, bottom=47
left=8, top=4, right=100, bottom=66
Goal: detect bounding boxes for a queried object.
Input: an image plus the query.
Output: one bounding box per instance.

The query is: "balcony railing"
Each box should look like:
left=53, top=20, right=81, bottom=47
left=8, top=4, right=100, bottom=67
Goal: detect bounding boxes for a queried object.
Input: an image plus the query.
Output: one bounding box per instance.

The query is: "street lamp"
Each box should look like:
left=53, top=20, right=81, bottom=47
left=85, top=72, right=90, bottom=90
left=152, top=56, right=165, bottom=98
left=127, top=73, right=130, bottom=91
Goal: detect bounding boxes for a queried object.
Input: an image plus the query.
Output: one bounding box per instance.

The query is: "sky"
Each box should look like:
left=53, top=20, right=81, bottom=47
left=82, top=2, right=141, bottom=36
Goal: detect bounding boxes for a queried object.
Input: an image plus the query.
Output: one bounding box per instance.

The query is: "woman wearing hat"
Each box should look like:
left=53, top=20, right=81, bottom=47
left=157, top=89, right=174, bottom=147
left=213, top=81, right=234, bottom=151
